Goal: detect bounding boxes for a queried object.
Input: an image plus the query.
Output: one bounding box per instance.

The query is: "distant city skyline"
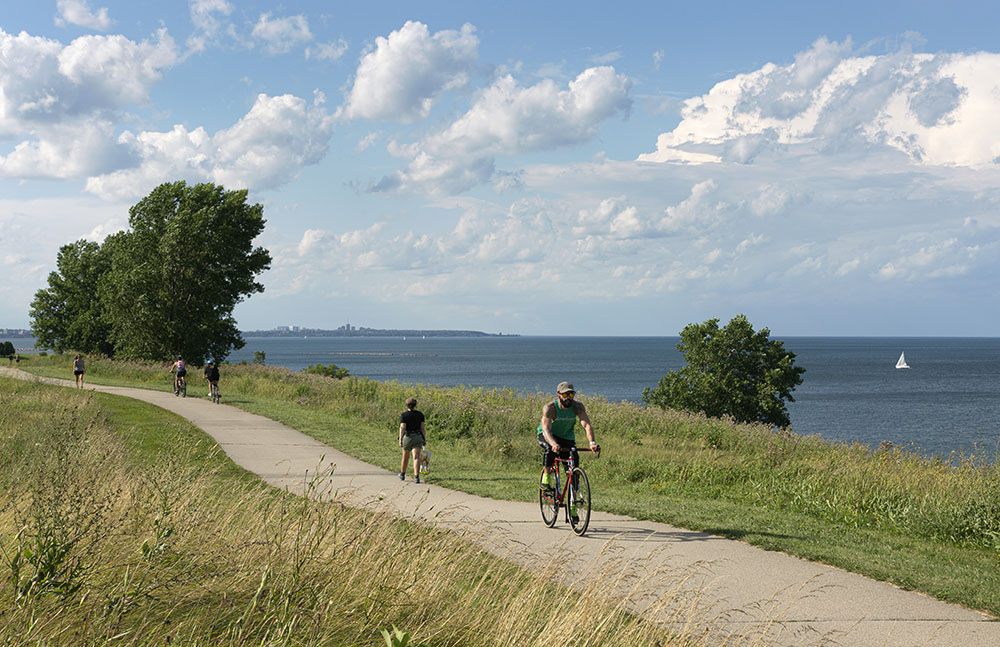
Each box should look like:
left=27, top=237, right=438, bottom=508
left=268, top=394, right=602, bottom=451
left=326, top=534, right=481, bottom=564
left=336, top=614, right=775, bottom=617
left=3, top=1, right=1000, bottom=336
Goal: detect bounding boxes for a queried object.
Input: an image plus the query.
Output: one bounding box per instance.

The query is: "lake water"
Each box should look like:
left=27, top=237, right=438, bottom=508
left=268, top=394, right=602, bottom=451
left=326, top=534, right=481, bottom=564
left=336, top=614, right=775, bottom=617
left=7, top=335, right=999, bottom=459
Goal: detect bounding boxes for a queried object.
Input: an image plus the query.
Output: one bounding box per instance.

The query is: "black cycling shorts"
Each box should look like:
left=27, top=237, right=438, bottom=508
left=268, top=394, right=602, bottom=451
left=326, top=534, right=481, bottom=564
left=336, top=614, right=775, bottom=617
left=176, top=369, right=186, bottom=377
left=538, top=435, right=577, bottom=468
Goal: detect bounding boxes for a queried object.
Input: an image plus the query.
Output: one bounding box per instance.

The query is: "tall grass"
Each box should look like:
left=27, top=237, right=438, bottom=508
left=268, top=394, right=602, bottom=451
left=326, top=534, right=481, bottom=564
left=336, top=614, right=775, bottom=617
left=1, top=376, right=782, bottom=646
left=28, top=353, right=1000, bottom=554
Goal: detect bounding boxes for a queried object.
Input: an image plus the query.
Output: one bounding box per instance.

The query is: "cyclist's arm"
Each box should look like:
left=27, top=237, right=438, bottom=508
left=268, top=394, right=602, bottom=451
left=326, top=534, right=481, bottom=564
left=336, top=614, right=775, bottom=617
left=576, top=403, right=597, bottom=449
left=539, top=404, right=560, bottom=450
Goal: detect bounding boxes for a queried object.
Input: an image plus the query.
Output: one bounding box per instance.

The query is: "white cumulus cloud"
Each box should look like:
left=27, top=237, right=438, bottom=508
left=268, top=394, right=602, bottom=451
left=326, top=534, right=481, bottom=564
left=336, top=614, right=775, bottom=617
left=0, top=120, right=129, bottom=178
left=0, top=27, right=178, bottom=179
left=252, top=13, right=313, bottom=55
left=338, top=21, right=479, bottom=122
left=84, top=93, right=334, bottom=201
left=638, top=37, right=1000, bottom=169
left=306, top=39, right=349, bottom=61
left=187, top=0, right=234, bottom=53
left=0, top=28, right=177, bottom=133
left=375, top=66, right=632, bottom=194
left=55, top=0, right=112, bottom=31
left=660, top=180, right=725, bottom=232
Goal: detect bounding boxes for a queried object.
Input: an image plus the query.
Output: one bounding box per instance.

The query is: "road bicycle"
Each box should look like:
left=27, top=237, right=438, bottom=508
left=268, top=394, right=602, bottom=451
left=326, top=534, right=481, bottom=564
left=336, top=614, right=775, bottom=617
left=174, top=374, right=186, bottom=397
left=539, top=445, right=598, bottom=536
left=210, top=381, right=221, bottom=404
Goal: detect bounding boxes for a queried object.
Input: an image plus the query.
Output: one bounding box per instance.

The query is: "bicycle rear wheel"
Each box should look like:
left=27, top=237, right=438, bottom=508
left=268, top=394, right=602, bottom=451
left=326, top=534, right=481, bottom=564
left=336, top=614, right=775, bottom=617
left=179, top=378, right=186, bottom=398
left=568, top=467, right=591, bottom=536
left=539, top=471, right=558, bottom=527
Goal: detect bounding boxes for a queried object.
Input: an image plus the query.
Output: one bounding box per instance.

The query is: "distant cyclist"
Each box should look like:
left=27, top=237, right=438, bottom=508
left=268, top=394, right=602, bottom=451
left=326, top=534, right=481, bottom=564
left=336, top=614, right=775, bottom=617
left=538, top=381, right=599, bottom=501
left=169, top=355, right=186, bottom=394
left=203, top=360, right=220, bottom=397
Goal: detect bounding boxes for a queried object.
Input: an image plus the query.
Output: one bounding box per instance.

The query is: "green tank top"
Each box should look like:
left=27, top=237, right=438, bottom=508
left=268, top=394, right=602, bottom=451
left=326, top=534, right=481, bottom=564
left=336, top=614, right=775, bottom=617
left=537, top=400, right=577, bottom=441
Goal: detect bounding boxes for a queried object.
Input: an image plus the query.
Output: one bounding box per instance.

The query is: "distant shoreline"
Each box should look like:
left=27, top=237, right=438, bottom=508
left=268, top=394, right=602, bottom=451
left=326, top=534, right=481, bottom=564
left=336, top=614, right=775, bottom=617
left=240, top=328, right=517, bottom=338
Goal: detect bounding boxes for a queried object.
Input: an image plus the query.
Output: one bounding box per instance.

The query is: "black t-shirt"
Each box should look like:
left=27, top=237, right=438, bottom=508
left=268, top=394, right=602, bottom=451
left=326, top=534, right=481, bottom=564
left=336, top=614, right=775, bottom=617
left=400, top=409, right=425, bottom=435
left=205, top=366, right=220, bottom=381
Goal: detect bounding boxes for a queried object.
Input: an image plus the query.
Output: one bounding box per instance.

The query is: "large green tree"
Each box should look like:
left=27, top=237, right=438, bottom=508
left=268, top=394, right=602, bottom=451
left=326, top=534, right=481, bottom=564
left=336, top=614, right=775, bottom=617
left=99, top=181, right=271, bottom=361
left=29, top=240, right=114, bottom=355
left=642, top=314, right=805, bottom=428
left=29, top=181, right=271, bottom=362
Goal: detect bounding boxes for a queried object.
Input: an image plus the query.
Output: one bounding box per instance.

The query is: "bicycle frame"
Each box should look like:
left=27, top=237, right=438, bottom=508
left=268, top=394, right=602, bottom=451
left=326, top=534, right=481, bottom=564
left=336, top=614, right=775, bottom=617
left=539, top=446, right=596, bottom=535
left=550, top=452, right=578, bottom=520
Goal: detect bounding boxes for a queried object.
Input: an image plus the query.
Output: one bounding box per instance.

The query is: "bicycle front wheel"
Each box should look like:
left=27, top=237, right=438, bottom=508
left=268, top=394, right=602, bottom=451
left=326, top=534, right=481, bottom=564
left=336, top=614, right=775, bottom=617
left=539, top=471, right=558, bottom=527
left=568, top=467, right=591, bottom=536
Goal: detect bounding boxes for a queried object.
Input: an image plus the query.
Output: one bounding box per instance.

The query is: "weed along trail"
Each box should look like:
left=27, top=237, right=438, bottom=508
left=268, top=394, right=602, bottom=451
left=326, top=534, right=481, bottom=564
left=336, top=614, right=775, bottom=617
left=5, top=366, right=997, bottom=647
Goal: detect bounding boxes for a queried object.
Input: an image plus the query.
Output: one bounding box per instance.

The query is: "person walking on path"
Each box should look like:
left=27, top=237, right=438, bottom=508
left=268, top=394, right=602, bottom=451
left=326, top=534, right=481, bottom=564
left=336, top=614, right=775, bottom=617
left=73, top=354, right=85, bottom=388
left=398, top=397, right=426, bottom=483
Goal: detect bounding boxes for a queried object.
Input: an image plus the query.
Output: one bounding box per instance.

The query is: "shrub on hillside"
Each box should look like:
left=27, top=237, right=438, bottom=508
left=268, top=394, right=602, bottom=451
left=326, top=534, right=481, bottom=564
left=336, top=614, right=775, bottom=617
left=303, top=363, right=350, bottom=379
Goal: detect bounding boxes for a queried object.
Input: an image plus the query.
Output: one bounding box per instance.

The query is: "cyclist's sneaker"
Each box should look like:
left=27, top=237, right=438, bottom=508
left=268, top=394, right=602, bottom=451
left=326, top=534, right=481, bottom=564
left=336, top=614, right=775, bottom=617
left=415, top=475, right=420, bottom=484
left=398, top=472, right=405, bottom=481
left=569, top=504, right=579, bottom=524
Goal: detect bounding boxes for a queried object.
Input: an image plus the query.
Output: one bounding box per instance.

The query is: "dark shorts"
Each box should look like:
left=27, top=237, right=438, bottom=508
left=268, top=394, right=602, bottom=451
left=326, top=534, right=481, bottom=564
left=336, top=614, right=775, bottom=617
left=176, top=369, right=186, bottom=377
left=74, top=370, right=84, bottom=376
left=402, top=433, right=424, bottom=451
left=538, top=435, right=577, bottom=468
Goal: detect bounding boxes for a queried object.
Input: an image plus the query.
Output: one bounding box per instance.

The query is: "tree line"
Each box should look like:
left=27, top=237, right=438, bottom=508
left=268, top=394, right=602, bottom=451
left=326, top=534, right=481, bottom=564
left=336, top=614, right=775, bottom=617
left=30, top=182, right=272, bottom=364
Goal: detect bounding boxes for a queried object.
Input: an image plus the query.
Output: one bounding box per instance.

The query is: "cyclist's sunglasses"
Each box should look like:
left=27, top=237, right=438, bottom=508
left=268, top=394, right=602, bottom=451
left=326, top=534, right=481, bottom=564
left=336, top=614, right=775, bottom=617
left=558, top=391, right=576, bottom=398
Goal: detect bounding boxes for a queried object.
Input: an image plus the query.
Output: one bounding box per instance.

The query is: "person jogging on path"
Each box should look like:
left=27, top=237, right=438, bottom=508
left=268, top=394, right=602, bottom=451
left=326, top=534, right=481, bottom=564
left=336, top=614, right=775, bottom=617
left=398, top=397, right=426, bottom=483
left=538, top=382, right=599, bottom=519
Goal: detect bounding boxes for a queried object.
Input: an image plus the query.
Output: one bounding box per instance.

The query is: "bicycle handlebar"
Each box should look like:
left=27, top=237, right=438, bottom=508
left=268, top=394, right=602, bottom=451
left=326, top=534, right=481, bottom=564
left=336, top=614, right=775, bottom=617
left=550, top=445, right=601, bottom=459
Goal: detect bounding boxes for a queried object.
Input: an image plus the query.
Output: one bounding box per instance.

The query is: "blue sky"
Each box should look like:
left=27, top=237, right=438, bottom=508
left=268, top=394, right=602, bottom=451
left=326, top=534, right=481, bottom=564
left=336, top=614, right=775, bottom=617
left=3, top=1, right=1000, bottom=336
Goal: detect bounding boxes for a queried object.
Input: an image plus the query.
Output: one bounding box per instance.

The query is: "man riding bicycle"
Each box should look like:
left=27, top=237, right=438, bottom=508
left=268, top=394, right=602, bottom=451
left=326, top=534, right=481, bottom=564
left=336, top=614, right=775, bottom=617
left=538, top=381, right=599, bottom=520
left=203, top=359, right=220, bottom=398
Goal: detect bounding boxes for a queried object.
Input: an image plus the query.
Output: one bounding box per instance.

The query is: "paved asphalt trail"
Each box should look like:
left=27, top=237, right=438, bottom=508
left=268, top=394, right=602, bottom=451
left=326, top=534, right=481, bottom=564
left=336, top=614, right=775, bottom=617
left=5, top=367, right=998, bottom=647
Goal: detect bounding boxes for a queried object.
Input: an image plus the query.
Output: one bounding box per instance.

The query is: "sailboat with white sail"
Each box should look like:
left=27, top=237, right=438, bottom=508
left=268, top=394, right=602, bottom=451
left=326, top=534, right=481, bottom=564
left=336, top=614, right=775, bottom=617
left=895, top=352, right=910, bottom=369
